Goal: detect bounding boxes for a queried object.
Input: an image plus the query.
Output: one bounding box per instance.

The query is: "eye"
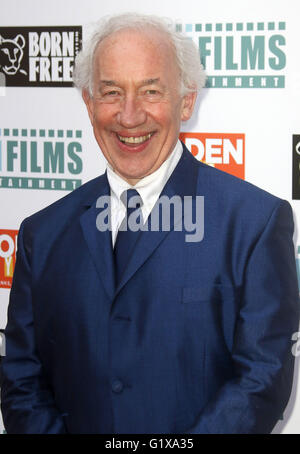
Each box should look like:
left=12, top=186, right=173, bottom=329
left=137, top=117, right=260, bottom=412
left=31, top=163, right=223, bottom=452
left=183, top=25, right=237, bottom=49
left=145, top=89, right=159, bottom=95
left=1, top=48, right=9, bottom=55
left=104, top=90, right=120, bottom=97
left=142, top=89, right=163, bottom=101
left=97, top=89, right=122, bottom=103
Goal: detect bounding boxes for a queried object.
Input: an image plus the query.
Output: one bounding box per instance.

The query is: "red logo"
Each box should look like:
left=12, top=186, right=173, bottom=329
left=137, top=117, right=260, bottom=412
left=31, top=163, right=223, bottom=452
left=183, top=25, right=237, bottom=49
left=180, top=132, right=245, bottom=180
left=0, top=230, right=18, bottom=288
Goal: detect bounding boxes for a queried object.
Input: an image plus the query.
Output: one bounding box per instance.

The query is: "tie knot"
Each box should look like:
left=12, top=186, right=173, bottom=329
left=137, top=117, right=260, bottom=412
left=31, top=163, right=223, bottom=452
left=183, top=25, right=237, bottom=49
left=120, top=189, right=143, bottom=210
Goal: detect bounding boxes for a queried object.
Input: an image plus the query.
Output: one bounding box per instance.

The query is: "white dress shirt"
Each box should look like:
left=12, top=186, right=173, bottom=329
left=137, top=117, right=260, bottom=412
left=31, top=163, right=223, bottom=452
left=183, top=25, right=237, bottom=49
left=106, top=139, right=183, bottom=247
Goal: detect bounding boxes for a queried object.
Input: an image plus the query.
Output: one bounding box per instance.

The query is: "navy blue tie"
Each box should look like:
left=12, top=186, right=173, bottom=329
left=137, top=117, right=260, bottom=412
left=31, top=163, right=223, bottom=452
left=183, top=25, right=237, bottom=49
left=114, top=189, right=143, bottom=284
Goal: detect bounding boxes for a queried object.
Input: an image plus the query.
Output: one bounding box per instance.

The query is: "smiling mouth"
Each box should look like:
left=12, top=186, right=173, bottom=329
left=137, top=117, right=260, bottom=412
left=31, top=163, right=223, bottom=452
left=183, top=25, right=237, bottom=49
left=117, top=132, right=154, bottom=145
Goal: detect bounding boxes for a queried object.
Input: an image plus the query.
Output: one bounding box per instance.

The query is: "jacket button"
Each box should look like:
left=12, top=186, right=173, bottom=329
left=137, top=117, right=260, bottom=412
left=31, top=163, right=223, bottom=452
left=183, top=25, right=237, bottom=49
left=111, top=379, right=124, bottom=393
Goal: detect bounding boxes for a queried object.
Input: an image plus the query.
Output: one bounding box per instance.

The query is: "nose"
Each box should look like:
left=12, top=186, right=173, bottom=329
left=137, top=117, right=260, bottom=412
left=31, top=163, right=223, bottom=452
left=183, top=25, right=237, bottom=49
left=117, top=94, right=147, bottom=129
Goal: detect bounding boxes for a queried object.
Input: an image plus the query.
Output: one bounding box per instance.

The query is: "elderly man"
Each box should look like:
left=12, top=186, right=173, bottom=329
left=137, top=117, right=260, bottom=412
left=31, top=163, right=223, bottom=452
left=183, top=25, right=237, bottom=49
left=0, top=13, right=299, bottom=434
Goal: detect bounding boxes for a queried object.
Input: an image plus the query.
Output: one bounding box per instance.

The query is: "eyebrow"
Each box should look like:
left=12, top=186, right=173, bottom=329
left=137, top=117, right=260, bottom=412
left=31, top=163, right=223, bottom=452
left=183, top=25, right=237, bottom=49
left=99, top=80, right=118, bottom=86
left=140, top=78, right=160, bottom=86
left=99, top=78, right=161, bottom=87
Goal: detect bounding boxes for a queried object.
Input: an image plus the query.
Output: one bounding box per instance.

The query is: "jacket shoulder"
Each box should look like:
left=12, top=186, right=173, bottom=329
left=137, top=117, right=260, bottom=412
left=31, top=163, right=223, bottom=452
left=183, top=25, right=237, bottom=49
left=182, top=142, right=283, bottom=212
left=187, top=153, right=293, bottom=241
left=195, top=157, right=284, bottom=210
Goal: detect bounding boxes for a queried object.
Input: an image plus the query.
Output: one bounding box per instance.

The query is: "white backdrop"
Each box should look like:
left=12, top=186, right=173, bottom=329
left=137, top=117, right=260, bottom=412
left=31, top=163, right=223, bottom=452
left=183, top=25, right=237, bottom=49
left=0, top=0, right=299, bottom=434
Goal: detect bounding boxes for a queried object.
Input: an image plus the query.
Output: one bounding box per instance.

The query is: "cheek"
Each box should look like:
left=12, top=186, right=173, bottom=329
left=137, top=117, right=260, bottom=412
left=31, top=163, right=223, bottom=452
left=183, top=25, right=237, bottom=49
left=146, top=104, right=176, bottom=129
left=93, top=106, right=116, bottom=129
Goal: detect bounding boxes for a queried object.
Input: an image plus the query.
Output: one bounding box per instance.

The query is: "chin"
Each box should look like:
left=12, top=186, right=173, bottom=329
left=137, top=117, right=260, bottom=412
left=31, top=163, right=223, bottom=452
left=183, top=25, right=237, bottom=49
left=119, top=165, right=153, bottom=181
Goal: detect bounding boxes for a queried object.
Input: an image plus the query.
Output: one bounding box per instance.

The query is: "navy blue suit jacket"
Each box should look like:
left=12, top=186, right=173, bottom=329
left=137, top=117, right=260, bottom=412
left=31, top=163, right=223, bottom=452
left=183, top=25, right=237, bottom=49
left=1, top=144, right=299, bottom=433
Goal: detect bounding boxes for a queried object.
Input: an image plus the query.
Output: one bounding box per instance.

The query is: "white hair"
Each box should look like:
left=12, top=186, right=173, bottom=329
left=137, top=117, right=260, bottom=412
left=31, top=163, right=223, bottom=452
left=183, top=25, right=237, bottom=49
left=73, top=12, right=206, bottom=96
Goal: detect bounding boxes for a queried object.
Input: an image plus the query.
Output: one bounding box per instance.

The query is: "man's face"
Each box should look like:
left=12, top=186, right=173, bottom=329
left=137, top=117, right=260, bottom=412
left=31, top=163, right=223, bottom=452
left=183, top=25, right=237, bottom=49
left=83, top=28, right=197, bottom=185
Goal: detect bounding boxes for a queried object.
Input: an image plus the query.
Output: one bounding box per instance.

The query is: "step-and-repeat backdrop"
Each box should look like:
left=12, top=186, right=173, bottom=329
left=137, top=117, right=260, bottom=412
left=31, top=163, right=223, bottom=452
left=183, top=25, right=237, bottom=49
left=0, top=0, right=299, bottom=434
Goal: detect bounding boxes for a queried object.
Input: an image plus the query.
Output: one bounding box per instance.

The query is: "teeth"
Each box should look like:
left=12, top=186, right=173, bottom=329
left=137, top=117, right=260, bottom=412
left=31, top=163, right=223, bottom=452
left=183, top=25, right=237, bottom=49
left=118, top=133, right=152, bottom=144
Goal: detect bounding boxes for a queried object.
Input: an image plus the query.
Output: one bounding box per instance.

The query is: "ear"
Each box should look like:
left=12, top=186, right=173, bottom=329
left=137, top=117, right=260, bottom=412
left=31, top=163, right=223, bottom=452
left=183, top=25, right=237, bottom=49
left=15, top=35, right=25, bottom=49
left=180, top=90, right=197, bottom=122
left=82, top=89, right=95, bottom=125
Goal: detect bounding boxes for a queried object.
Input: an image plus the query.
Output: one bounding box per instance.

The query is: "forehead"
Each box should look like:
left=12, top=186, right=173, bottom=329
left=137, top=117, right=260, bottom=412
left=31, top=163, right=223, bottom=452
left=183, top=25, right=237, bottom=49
left=93, top=28, right=179, bottom=82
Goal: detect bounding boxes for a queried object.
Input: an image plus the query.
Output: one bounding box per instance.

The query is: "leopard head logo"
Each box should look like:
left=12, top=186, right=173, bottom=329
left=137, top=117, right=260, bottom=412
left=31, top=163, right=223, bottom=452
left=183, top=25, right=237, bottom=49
left=0, top=34, right=27, bottom=76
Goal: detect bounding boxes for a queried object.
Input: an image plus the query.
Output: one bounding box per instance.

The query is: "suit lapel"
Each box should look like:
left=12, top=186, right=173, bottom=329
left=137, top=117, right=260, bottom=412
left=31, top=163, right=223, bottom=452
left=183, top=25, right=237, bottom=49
left=115, top=145, right=200, bottom=296
left=80, top=172, right=116, bottom=300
